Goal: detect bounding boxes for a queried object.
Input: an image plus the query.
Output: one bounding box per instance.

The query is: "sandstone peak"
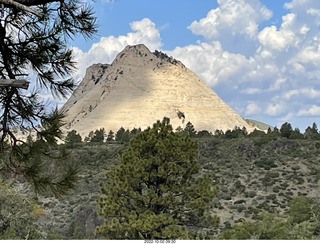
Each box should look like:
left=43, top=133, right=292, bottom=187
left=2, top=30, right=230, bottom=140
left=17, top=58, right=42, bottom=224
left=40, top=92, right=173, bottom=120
left=117, top=44, right=151, bottom=57
left=61, top=44, right=254, bottom=137
left=111, top=44, right=182, bottom=68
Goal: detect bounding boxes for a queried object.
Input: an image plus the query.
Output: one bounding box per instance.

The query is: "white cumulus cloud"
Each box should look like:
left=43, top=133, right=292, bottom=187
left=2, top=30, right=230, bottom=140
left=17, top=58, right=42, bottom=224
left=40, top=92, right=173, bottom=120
left=72, top=18, right=162, bottom=81
left=266, top=103, right=285, bottom=116
left=258, top=13, right=299, bottom=50
left=298, top=105, right=320, bottom=116
left=169, top=41, right=253, bottom=87
left=188, top=0, right=272, bottom=40
left=245, top=102, right=262, bottom=116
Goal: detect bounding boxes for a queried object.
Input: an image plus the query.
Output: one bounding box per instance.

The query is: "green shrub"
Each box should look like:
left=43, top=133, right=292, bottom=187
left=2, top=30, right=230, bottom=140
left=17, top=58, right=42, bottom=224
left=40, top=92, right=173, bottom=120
left=266, top=194, right=277, bottom=200
left=46, top=232, right=65, bottom=240
left=237, top=205, right=246, bottom=213
left=245, top=191, right=257, bottom=198
left=273, top=186, right=280, bottom=193
left=296, top=177, right=305, bottom=184
left=268, top=172, right=280, bottom=178
left=254, top=158, right=277, bottom=170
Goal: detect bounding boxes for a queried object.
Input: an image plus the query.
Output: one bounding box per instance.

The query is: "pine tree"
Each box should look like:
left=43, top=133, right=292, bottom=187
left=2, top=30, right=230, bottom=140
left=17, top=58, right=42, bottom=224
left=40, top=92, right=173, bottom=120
left=106, top=130, right=115, bottom=142
left=304, top=123, right=319, bottom=139
left=280, top=122, right=293, bottom=139
left=115, top=127, right=125, bottom=142
left=184, top=121, right=196, bottom=137
left=0, top=0, right=97, bottom=196
left=312, top=122, right=318, bottom=134
left=91, top=128, right=105, bottom=143
left=65, top=130, right=82, bottom=147
left=96, top=118, right=219, bottom=239
left=121, top=129, right=130, bottom=142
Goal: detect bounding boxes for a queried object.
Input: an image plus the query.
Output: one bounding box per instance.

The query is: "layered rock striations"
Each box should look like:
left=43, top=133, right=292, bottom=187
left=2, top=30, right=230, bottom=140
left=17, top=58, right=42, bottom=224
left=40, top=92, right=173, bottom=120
left=61, top=44, right=253, bottom=136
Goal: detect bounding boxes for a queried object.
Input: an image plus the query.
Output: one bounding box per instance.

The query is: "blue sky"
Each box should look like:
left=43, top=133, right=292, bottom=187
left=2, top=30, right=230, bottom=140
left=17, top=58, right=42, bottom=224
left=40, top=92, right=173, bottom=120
left=62, top=0, right=320, bottom=131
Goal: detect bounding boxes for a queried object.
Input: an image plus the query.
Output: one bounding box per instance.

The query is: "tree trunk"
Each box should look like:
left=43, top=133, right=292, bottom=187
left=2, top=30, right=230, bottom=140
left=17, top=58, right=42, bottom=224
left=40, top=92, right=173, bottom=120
left=0, top=0, right=58, bottom=6
left=0, top=0, right=60, bottom=16
left=0, top=79, right=29, bottom=89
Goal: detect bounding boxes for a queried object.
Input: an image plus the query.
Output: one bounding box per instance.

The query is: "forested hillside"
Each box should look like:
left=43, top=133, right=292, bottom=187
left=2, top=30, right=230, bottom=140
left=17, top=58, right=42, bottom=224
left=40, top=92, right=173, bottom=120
left=1, top=121, right=320, bottom=239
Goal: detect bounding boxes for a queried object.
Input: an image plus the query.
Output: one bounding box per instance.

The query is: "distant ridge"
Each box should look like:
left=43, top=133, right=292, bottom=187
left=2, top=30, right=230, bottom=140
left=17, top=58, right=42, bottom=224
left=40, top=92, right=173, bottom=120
left=245, top=119, right=274, bottom=132
left=61, top=44, right=254, bottom=136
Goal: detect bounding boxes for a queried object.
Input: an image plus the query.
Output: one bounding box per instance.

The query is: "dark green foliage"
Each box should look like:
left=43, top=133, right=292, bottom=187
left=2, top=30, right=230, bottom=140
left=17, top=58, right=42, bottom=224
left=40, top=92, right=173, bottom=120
left=197, top=130, right=212, bottom=138
left=91, top=129, right=105, bottom=143
left=65, top=130, right=82, bottom=147
left=224, top=127, right=248, bottom=139
left=265, top=126, right=280, bottom=140
left=0, top=178, right=43, bottom=239
left=224, top=130, right=236, bottom=139
left=219, top=196, right=320, bottom=240
left=96, top=118, right=218, bottom=239
left=214, top=129, right=224, bottom=138
left=304, top=123, right=320, bottom=139
left=288, top=196, right=315, bottom=224
left=122, top=129, right=131, bottom=142
left=291, top=165, right=300, bottom=174
left=115, top=127, right=125, bottom=142
left=184, top=121, right=197, bottom=137
left=106, top=130, right=115, bottom=141
left=67, top=221, right=86, bottom=239
left=114, top=127, right=133, bottom=143
left=4, top=120, right=320, bottom=239
left=0, top=0, right=96, bottom=195
left=254, top=158, right=277, bottom=170
left=0, top=0, right=97, bottom=137
left=130, top=128, right=141, bottom=136
left=46, top=232, right=65, bottom=240
left=218, top=213, right=291, bottom=240
left=248, top=129, right=266, bottom=138
left=280, top=122, right=293, bottom=139
left=290, top=128, right=304, bottom=139
left=84, top=131, right=94, bottom=142
left=244, top=191, right=256, bottom=198
left=0, top=109, right=78, bottom=198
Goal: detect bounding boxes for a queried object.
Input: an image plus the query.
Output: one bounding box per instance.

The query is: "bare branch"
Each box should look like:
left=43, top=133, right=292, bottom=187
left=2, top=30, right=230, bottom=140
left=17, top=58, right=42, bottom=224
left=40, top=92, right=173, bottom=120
left=0, top=0, right=43, bottom=16
left=0, top=79, right=29, bottom=89
left=3, top=0, right=59, bottom=6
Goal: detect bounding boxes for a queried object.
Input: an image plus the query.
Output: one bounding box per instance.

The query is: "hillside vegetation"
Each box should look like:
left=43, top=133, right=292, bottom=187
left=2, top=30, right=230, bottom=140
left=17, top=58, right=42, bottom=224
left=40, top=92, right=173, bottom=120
left=1, top=120, right=320, bottom=239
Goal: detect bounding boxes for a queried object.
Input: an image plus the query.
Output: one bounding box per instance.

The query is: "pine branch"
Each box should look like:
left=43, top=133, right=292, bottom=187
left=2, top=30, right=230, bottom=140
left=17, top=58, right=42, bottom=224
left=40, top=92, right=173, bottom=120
left=0, top=0, right=43, bottom=16
left=0, top=0, right=96, bottom=198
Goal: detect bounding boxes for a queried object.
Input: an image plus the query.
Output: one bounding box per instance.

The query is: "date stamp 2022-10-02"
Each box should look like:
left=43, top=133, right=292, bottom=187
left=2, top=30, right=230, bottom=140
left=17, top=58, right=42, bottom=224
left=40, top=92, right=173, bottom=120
left=144, top=240, right=176, bottom=244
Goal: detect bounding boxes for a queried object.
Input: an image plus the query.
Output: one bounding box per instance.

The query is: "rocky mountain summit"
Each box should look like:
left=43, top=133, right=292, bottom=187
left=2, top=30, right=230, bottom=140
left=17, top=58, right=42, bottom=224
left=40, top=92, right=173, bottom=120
left=61, top=44, right=253, bottom=136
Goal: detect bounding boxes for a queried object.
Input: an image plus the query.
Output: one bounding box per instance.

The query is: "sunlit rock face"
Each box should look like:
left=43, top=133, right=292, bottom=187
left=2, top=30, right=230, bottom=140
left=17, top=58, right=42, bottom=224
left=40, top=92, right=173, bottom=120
left=61, top=44, right=253, bottom=136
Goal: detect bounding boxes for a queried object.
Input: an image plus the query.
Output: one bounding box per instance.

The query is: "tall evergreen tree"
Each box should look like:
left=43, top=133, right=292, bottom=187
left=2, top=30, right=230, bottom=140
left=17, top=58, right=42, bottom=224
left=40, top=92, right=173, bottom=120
left=184, top=121, right=196, bottom=138
left=91, top=128, right=105, bottom=143
left=106, top=130, right=115, bottom=142
left=115, top=127, right=125, bottom=142
left=0, top=0, right=97, bottom=196
left=280, top=122, right=293, bottom=139
left=304, top=123, right=319, bottom=139
left=312, top=122, right=318, bottom=134
left=96, top=118, right=219, bottom=239
left=290, top=128, right=304, bottom=139
left=65, top=130, right=82, bottom=147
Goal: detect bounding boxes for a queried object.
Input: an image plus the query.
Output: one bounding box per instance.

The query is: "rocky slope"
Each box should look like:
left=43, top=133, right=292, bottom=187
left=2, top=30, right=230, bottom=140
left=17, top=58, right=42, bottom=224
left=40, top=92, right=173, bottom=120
left=61, top=44, right=253, bottom=136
